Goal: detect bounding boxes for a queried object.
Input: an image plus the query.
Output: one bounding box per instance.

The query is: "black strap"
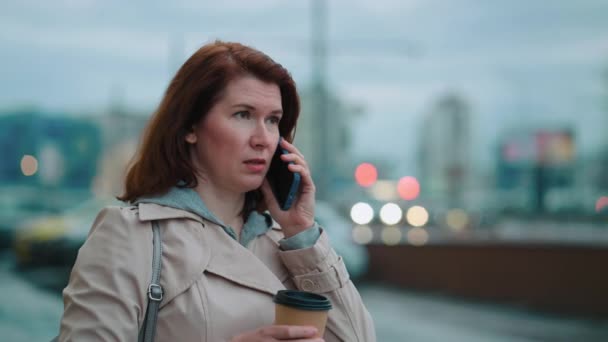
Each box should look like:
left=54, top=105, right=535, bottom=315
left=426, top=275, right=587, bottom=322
left=138, top=220, right=164, bottom=342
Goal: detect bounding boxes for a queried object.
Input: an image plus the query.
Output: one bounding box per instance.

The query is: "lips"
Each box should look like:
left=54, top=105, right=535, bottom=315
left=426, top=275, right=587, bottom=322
left=243, top=158, right=266, bottom=173
left=244, top=158, right=266, bottom=165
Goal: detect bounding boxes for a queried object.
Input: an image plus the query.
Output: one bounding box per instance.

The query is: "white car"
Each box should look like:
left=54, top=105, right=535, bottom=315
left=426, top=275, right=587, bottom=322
left=314, top=201, right=369, bottom=279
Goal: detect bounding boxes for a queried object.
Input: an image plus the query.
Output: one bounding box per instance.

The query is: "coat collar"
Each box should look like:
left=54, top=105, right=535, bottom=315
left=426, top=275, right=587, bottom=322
left=136, top=201, right=282, bottom=236
left=138, top=202, right=206, bottom=224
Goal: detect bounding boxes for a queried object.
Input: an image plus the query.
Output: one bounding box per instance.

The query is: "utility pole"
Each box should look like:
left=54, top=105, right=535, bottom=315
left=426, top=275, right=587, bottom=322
left=311, top=0, right=330, bottom=200
left=307, top=1, right=420, bottom=201
left=168, top=32, right=185, bottom=77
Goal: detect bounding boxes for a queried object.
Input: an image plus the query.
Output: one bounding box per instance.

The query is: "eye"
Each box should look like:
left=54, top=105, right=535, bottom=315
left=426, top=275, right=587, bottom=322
left=267, top=116, right=281, bottom=125
left=234, top=111, right=251, bottom=119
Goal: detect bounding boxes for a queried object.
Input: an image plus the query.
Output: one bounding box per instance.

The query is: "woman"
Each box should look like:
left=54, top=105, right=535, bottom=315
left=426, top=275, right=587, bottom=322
left=58, top=41, right=376, bottom=341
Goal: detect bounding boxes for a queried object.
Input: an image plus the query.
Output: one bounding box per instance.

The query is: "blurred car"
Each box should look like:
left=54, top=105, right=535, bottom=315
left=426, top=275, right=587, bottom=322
left=0, top=198, right=28, bottom=250
left=314, top=201, right=369, bottom=279
left=13, top=197, right=116, bottom=268
left=0, top=193, right=51, bottom=250
left=13, top=197, right=369, bottom=280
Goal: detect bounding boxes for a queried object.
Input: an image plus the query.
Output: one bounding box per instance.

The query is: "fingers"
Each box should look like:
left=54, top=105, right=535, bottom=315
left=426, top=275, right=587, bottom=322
left=288, top=163, right=312, bottom=181
left=279, top=141, right=311, bottom=177
left=260, top=325, right=319, bottom=339
left=231, top=325, right=323, bottom=342
left=282, top=156, right=315, bottom=193
left=280, top=153, right=309, bottom=170
left=280, top=138, right=305, bottom=159
left=276, top=138, right=316, bottom=196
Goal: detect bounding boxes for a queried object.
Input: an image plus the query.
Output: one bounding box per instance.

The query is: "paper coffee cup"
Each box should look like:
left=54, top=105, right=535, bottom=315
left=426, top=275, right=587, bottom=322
left=273, top=290, right=332, bottom=338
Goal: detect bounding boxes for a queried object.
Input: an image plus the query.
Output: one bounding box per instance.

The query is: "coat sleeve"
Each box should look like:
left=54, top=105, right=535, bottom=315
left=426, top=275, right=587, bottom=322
left=277, top=228, right=376, bottom=342
left=58, top=206, right=151, bottom=341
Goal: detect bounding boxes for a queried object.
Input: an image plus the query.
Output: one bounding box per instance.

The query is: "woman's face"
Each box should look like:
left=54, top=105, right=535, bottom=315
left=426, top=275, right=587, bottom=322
left=186, top=75, right=283, bottom=194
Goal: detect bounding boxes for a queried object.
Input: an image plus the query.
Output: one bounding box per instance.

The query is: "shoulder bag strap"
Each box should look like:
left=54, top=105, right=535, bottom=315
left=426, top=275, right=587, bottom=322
left=138, top=220, right=164, bottom=342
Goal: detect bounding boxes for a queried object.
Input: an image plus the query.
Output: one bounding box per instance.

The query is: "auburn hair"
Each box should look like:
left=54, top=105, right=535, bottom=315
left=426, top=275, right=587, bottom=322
left=118, top=41, right=300, bottom=217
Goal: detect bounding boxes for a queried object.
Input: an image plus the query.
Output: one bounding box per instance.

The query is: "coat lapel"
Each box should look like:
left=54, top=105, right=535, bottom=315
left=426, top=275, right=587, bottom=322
left=204, top=223, right=285, bottom=297
left=250, top=229, right=291, bottom=284
left=138, top=203, right=286, bottom=297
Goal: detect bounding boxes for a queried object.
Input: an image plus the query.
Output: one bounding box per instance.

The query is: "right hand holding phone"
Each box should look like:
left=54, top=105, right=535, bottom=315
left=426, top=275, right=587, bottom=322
left=230, top=325, right=324, bottom=342
left=261, top=139, right=316, bottom=238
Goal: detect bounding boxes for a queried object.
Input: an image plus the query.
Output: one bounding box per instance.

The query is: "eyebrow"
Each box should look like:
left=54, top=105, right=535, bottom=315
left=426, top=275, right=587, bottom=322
left=232, top=103, right=283, bottom=115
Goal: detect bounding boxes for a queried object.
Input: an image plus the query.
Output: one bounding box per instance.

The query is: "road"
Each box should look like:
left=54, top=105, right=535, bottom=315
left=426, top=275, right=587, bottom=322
left=360, top=284, right=608, bottom=341
left=0, top=252, right=606, bottom=341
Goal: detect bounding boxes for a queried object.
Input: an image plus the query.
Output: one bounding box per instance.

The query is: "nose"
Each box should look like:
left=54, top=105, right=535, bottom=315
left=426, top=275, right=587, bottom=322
left=250, top=121, right=273, bottom=149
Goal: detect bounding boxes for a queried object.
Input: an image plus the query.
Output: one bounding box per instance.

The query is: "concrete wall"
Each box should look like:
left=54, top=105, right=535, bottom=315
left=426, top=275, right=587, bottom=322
left=365, top=243, right=608, bottom=317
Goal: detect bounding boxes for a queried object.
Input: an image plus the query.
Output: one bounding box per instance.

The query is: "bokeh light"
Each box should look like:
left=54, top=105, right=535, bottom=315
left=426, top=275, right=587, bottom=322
left=446, top=209, right=469, bottom=232
left=381, top=226, right=402, bottom=245
left=407, top=227, right=429, bottom=246
left=595, top=196, right=608, bottom=213
left=379, top=203, right=403, bottom=225
left=352, top=225, right=374, bottom=245
left=370, top=180, right=398, bottom=201
left=20, top=155, right=38, bottom=176
left=397, top=176, right=420, bottom=200
left=350, top=202, right=374, bottom=225
left=406, top=206, right=429, bottom=227
left=355, top=162, right=378, bottom=187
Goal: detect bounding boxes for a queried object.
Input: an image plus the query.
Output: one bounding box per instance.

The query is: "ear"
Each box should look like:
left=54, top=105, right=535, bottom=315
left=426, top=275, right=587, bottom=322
left=185, top=132, right=197, bottom=144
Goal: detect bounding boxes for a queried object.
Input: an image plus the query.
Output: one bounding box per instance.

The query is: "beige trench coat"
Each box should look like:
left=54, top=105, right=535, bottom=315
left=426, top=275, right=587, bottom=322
left=58, top=203, right=376, bottom=341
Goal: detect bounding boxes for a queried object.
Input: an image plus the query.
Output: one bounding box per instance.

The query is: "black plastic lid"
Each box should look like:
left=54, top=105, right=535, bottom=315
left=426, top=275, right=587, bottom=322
left=273, top=290, right=332, bottom=311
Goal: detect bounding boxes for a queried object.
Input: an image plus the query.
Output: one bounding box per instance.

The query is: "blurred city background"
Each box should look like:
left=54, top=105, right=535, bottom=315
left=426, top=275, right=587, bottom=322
left=1, top=0, right=608, bottom=340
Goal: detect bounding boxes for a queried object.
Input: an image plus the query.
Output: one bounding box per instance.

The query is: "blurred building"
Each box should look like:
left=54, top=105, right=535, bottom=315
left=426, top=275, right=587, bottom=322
left=0, top=109, right=103, bottom=211
left=588, top=147, right=608, bottom=191
left=296, top=87, right=363, bottom=201
left=418, top=93, right=471, bottom=208
left=99, top=88, right=148, bottom=151
left=0, top=106, right=149, bottom=206
left=0, top=109, right=102, bottom=189
left=94, top=105, right=148, bottom=197
left=578, top=145, right=608, bottom=215
left=496, top=128, right=576, bottom=214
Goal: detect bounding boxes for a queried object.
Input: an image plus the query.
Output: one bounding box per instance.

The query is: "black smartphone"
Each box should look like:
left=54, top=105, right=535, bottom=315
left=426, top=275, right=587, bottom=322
left=266, top=140, right=301, bottom=210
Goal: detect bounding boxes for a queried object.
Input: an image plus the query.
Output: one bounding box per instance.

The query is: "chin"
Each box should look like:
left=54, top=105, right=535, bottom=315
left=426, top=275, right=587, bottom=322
left=239, top=176, right=265, bottom=192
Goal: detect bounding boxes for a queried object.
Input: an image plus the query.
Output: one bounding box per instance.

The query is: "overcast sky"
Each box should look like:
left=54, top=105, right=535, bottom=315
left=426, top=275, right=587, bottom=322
left=1, top=0, right=608, bottom=176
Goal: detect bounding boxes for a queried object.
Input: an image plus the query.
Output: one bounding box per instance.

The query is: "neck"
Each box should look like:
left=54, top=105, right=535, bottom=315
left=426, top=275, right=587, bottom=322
left=194, top=179, right=245, bottom=235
